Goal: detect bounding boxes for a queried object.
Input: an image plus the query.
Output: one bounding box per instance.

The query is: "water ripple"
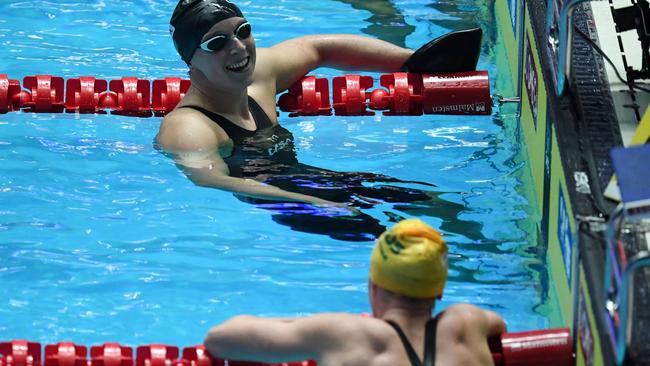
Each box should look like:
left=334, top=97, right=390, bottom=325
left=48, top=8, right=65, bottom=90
left=0, top=0, right=550, bottom=344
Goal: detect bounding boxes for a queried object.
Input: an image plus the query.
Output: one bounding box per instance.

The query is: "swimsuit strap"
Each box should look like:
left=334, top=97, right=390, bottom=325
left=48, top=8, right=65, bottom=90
left=423, top=312, right=443, bottom=366
left=385, top=312, right=443, bottom=366
left=385, top=320, right=423, bottom=366
left=179, top=97, right=273, bottom=140
left=247, top=97, right=274, bottom=129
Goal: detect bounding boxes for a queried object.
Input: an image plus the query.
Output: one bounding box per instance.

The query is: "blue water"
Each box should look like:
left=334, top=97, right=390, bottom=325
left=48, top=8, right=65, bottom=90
left=0, top=0, right=548, bottom=347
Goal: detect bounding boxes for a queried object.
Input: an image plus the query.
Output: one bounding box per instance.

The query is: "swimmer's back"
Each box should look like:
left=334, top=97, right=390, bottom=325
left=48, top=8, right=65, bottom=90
left=205, top=304, right=503, bottom=366
left=326, top=305, right=501, bottom=366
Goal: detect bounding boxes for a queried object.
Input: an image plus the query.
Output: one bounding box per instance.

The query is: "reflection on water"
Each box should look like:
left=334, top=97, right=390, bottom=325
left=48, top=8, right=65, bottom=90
left=335, top=0, right=496, bottom=52
left=0, top=0, right=549, bottom=345
left=333, top=0, right=414, bottom=47
left=425, top=1, right=496, bottom=48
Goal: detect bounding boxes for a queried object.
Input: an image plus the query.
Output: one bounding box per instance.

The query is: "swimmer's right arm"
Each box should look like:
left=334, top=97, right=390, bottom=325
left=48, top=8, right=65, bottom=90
left=156, top=114, right=342, bottom=206
left=204, top=313, right=367, bottom=364
left=182, top=159, right=334, bottom=204
left=437, top=304, right=506, bottom=366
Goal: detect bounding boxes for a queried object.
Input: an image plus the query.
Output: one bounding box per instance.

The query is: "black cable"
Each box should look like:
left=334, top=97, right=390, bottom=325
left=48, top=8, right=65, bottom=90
left=574, top=24, right=650, bottom=93
left=567, top=25, right=618, bottom=220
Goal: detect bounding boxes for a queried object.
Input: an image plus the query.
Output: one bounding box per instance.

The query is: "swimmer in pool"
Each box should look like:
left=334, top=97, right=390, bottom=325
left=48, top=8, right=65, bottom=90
left=157, top=0, right=486, bottom=241
left=204, top=219, right=507, bottom=365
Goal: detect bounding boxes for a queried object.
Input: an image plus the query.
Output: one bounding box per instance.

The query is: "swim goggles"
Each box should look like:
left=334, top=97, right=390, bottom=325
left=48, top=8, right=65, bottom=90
left=199, top=22, right=252, bottom=52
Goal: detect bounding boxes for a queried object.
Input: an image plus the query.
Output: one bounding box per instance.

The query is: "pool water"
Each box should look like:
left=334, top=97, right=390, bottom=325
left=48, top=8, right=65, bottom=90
left=0, top=0, right=550, bottom=347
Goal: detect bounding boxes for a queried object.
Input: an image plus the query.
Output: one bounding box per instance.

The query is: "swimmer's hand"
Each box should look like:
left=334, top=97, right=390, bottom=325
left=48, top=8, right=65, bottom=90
left=402, top=27, right=483, bottom=74
left=313, top=200, right=361, bottom=216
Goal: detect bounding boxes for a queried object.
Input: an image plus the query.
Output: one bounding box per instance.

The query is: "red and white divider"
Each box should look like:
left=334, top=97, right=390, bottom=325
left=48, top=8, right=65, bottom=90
left=0, top=75, right=190, bottom=117
left=279, top=71, right=492, bottom=117
left=489, top=328, right=574, bottom=366
left=0, top=328, right=573, bottom=366
left=0, top=341, right=314, bottom=366
left=0, top=71, right=491, bottom=117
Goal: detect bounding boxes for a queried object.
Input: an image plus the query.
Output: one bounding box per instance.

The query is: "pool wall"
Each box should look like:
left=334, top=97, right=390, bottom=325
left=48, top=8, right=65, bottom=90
left=495, top=0, right=632, bottom=365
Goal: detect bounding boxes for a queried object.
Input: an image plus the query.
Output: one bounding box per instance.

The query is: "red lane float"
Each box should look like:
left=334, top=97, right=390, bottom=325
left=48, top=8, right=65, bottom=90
left=0, top=75, right=28, bottom=113
left=489, top=328, right=573, bottom=366
left=136, top=344, right=177, bottom=366
left=277, top=76, right=331, bottom=117
left=0, top=328, right=572, bottom=366
left=152, top=78, right=191, bottom=117
left=422, top=71, right=492, bottom=114
left=44, top=342, right=86, bottom=366
left=65, top=77, right=109, bottom=114
left=0, top=71, right=491, bottom=117
left=0, top=343, right=312, bottom=366
left=0, top=341, right=41, bottom=366
left=22, top=75, right=66, bottom=113
left=0, top=74, right=23, bottom=113
left=109, top=78, right=152, bottom=117
left=332, top=74, right=374, bottom=116
left=377, top=72, right=423, bottom=115
left=283, top=71, right=491, bottom=116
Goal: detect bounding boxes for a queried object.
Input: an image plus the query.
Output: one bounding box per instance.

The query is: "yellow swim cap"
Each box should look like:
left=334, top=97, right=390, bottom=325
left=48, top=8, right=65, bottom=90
left=370, top=219, right=448, bottom=299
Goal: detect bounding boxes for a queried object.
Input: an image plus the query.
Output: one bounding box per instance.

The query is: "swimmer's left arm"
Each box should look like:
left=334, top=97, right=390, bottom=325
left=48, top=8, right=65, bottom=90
left=204, top=314, right=354, bottom=363
left=261, top=35, right=413, bottom=93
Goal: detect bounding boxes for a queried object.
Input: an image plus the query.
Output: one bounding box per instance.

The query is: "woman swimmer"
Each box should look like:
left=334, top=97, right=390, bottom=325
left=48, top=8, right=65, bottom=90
left=156, top=0, right=485, bottom=241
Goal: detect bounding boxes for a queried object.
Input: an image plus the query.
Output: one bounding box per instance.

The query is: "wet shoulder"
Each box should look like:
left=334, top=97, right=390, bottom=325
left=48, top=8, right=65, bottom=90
left=437, top=304, right=488, bottom=337
left=434, top=304, right=497, bottom=366
left=306, top=313, right=393, bottom=339
left=157, top=107, right=229, bottom=152
left=311, top=314, right=404, bottom=366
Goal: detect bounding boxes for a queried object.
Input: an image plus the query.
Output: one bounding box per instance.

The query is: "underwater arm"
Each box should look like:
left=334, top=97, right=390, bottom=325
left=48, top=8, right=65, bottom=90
left=156, top=114, right=345, bottom=206
left=179, top=156, right=338, bottom=205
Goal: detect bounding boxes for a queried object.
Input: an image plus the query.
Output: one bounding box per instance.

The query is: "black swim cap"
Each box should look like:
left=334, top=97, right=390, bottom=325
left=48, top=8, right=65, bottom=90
left=170, top=0, right=244, bottom=65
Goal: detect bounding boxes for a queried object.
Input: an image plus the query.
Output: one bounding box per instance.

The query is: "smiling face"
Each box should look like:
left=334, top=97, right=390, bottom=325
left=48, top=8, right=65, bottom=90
left=190, top=17, right=256, bottom=90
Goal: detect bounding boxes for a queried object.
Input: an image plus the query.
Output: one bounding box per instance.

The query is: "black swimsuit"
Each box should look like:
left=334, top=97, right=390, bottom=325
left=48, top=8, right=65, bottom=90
left=177, top=99, right=483, bottom=242
left=180, top=97, right=298, bottom=178
left=385, top=313, right=442, bottom=366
